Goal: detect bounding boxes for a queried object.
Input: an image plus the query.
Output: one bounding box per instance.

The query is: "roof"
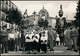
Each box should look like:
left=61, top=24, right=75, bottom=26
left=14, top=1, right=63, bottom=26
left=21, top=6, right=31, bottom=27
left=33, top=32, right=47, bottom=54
left=39, top=7, right=48, bottom=14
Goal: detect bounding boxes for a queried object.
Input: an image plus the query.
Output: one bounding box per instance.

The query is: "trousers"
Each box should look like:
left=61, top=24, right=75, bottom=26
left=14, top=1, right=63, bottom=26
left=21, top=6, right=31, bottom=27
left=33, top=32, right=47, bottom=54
left=71, top=37, right=77, bottom=50
left=2, top=41, right=8, bottom=53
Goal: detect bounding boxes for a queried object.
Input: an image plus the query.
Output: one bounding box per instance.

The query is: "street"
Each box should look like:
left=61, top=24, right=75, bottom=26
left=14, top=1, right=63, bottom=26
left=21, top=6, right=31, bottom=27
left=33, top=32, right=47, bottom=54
left=1, top=45, right=79, bottom=56
left=0, top=0, right=80, bottom=56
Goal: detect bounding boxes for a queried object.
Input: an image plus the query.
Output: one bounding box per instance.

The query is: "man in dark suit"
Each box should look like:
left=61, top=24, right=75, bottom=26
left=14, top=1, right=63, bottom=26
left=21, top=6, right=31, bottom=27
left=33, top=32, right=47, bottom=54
left=1, top=25, right=8, bottom=53
left=77, top=27, right=80, bottom=53
left=70, top=25, right=78, bottom=52
left=0, top=29, right=2, bottom=54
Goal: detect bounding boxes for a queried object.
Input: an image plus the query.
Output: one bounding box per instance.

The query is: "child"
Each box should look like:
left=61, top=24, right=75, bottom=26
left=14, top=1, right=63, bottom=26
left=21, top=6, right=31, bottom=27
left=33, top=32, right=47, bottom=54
left=56, top=33, right=60, bottom=46
left=25, top=32, right=32, bottom=53
left=32, top=31, right=39, bottom=54
left=40, top=30, right=48, bottom=53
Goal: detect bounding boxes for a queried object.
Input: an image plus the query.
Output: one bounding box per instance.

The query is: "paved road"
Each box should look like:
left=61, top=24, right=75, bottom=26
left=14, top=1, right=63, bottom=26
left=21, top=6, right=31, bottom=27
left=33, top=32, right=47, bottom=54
left=1, top=45, right=79, bottom=56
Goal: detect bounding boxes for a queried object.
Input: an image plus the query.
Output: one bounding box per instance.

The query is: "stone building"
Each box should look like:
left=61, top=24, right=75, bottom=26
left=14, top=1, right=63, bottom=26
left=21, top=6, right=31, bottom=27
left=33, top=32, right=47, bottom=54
left=0, top=0, right=20, bottom=30
left=22, top=7, right=56, bottom=28
left=38, top=7, right=56, bottom=28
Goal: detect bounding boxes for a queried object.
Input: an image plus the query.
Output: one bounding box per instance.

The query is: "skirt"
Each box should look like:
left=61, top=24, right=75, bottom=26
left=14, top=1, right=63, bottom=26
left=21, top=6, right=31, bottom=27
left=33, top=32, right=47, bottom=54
left=25, top=42, right=33, bottom=51
left=41, top=44, right=47, bottom=52
left=32, top=41, right=38, bottom=50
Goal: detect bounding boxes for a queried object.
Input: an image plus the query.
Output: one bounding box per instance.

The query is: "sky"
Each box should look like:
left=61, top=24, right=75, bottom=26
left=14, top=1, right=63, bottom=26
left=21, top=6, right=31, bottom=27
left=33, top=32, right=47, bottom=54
left=12, top=1, right=78, bottom=20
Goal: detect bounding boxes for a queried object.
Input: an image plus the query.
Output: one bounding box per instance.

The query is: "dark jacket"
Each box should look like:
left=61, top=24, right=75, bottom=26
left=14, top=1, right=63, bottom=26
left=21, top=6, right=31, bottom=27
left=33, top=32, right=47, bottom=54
left=70, top=28, right=77, bottom=38
left=0, top=31, right=2, bottom=43
left=1, top=29, right=8, bottom=42
left=77, top=28, right=80, bottom=46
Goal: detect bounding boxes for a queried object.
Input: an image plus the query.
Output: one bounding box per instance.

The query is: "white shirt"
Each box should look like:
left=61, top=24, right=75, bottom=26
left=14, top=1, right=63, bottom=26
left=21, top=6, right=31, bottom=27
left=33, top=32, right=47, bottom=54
left=25, top=33, right=33, bottom=42
left=32, top=34, right=39, bottom=42
left=15, top=31, right=19, bottom=38
left=56, top=34, right=60, bottom=41
left=8, top=33, right=15, bottom=40
left=45, top=30, right=48, bottom=40
left=41, top=31, right=48, bottom=44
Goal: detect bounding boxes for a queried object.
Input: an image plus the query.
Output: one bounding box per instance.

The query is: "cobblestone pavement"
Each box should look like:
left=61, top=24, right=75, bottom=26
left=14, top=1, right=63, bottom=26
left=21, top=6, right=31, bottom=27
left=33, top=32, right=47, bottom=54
left=1, top=45, right=79, bottom=56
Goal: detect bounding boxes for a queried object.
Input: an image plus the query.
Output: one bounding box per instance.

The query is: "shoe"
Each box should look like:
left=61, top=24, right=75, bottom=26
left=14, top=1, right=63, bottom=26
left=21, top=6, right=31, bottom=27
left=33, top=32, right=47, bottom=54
left=26, top=52, right=30, bottom=54
left=5, top=52, right=8, bottom=53
left=50, top=49, right=54, bottom=51
left=73, top=50, right=78, bottom=52
left=44, top=51, right=47, bottom=53
left=52, top=50, right=54, bottom=51
left=69, top=48, right=72, bottom=51
left=26, top=51, right=30, bottom=54
left=66, top=48, right=70, bottom=50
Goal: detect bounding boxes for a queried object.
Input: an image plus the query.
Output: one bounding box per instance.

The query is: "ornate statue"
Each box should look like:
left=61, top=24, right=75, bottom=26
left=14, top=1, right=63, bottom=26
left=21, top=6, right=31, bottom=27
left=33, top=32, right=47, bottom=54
left=59, top=5, right=63, bottom=17
left=56, top=5, right=67, bottom=45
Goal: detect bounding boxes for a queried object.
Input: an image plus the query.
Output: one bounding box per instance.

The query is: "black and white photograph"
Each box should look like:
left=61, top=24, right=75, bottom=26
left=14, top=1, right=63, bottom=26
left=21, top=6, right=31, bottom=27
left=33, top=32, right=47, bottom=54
left=0, top=0, right=80, bottom=56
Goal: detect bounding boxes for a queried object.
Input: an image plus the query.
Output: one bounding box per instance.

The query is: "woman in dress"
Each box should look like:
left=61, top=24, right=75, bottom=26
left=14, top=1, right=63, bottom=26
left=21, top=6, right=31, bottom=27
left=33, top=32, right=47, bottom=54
left=56, top=33, right=60, bottom=46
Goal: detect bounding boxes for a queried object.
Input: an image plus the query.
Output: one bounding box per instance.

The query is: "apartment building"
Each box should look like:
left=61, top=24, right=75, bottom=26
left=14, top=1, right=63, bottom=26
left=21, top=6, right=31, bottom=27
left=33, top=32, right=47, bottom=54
left=0, top=0, right=18, bottom=30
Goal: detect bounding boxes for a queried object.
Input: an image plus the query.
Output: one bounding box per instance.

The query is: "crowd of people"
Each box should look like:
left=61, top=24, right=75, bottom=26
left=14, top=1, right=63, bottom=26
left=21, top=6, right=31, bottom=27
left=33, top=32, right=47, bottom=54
left=64, top=26, right=80, bottom=52
left=22, top=26, right=57, bottom=53
left=21, top=25, right=80, bottom=53
left=0, top=25, right=80, bottom=54
left=0, top=25, right=21, bottom=53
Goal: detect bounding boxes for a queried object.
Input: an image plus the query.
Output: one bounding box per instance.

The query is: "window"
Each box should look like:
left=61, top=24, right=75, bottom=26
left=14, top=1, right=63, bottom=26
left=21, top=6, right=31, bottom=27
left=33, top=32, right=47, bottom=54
left=3, top=4, right=6, bottom=11
left=5, top=5, right=8, bottom=13
left=9, top=2, right=11, bottom=7
left=2, top=0, right=4, bottom=2
left=6, top=0, right=8, bottom=4
left=2, top=13, right=5, bottom=20
left=2, top=3, right=4, bottom=10
left=1, top=2, right=2, bottom=10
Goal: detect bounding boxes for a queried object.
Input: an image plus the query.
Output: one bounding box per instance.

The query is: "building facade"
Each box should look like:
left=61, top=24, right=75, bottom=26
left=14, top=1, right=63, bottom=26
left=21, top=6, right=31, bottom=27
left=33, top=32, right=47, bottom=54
left=38, top=7, right=56, bottom=28
left=22, top=7, right=56, bottom=28
left=0, top=0, right=19, bottom=30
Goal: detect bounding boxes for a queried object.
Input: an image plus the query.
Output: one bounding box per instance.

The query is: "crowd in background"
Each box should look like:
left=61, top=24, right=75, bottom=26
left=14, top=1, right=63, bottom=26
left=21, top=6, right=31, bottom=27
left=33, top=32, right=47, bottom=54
left=0, top=25, right=80, bottom=54
left=64, top=25, right=80, bottom=52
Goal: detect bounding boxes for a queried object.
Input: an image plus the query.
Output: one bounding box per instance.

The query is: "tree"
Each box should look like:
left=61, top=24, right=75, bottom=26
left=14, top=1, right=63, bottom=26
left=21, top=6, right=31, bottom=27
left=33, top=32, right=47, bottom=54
left=8, top=8, right=22, bottom=25
left=74, top=0, right=80, bottom=27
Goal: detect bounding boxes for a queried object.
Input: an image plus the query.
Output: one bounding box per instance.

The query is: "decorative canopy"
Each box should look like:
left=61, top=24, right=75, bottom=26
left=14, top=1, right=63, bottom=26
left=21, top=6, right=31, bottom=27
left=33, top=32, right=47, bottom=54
left=39, top=6, right=48, bottom=14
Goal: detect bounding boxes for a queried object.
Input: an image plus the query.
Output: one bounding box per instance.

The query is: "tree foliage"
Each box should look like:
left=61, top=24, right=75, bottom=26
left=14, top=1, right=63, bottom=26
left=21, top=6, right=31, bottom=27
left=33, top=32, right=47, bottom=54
left=8, top=8, right=22, bottom=25
left=74, top=0, right=80, bottom=27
